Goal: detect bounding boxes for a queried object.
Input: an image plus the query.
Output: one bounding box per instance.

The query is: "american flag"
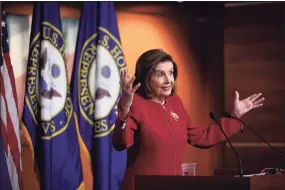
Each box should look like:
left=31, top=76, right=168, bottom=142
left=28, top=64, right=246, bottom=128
left=0, top=11, right=22, bottom=190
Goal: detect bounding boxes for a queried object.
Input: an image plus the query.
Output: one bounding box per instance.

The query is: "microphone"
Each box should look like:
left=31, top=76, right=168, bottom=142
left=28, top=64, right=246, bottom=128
left=224, top=112, right=285, bottom=163
left=209, top=112, right=244, bottom=177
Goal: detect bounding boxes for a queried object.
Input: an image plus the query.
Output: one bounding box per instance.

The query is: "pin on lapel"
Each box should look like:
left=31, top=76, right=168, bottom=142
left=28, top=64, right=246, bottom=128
left=170, top=111, right=179, bottom=121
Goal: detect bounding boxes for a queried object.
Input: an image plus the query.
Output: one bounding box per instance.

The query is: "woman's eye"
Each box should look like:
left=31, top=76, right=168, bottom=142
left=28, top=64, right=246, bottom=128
left=156, top=73, right=163, bottom=77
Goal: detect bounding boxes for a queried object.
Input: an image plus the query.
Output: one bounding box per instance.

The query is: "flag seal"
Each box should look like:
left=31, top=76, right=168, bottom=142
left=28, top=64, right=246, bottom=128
left=78, top=27, right=126, bottom=138
left=25, top=22, right=72, bottom=140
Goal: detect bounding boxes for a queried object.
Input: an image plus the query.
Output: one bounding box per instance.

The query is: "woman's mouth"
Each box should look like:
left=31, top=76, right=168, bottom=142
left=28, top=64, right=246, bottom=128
left=162, top=86, right=172, bottom=91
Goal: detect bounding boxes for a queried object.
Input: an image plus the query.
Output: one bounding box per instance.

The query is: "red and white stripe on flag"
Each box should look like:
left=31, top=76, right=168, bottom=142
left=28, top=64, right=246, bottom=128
left=0, top=10, right=22, bottom=190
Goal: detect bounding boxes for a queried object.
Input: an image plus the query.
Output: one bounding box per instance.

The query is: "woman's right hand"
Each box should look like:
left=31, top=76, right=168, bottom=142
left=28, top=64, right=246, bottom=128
left=119, top=70, right=141, bottom=119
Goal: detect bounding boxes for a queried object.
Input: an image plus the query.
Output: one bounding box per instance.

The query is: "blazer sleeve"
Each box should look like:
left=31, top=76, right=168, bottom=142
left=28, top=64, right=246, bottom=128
left=112, top=95, right=141, bottom=151
left=177, top=97, right=242, bottom=148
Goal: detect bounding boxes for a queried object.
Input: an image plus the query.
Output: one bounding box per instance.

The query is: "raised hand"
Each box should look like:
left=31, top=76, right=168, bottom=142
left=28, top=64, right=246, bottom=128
left=119, top=70, right=141, bottom=119
left=231, top=91, right=265, bottom=118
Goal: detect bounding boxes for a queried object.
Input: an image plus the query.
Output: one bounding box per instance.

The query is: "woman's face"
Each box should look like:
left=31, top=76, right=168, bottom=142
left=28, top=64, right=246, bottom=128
left=149, top=61, right=175, bottom=100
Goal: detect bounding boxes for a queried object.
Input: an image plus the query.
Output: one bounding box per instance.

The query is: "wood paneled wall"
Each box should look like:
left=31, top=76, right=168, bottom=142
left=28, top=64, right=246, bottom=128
left=224, top=3, right=285, bottom=173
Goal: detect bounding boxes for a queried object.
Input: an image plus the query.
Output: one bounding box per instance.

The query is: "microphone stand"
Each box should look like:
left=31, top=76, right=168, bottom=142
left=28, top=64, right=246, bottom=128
left=224, top=112, right=285, bottom=169
left=209, top=112, right=244, bottom=177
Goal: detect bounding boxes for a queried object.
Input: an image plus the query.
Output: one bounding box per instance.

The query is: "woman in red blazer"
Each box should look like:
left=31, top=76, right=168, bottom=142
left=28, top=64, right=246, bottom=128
left=112, top=49, right=265, bottom=190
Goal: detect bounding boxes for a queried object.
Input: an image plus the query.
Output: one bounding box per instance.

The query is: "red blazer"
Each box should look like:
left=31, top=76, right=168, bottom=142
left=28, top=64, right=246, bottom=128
left=112, top=94, right=242, bottom=190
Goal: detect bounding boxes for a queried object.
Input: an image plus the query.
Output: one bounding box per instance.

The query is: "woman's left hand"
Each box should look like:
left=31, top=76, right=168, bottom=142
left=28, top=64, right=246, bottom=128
left=231, top=91, right=265, bottom=118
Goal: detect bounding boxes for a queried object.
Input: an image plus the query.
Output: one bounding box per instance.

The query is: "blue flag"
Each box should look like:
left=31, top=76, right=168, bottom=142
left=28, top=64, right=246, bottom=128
left=70, top=2, right=127, bottom=190
left=22, top=2, right=84, bottom=190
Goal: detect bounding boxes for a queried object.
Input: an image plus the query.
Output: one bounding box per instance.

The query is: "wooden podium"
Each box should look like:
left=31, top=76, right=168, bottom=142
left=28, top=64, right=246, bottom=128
left=135, top=175, right=284, bottom=190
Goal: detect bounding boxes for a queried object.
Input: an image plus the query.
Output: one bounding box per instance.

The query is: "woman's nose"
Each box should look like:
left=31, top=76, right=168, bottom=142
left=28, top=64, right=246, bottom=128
left=164, top=75, right=170, bottom=83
